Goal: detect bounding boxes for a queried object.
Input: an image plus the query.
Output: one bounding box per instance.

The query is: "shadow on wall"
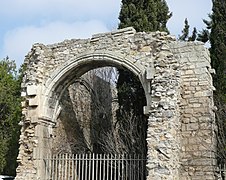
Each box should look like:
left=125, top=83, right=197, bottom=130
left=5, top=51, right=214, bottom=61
left=50, top=67, right=148, bottom=156
left=51, top=71, right=113, bottom=154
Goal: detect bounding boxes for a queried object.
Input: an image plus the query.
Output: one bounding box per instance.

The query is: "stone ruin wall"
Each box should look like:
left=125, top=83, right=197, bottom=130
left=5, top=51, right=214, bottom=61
left=172, top=43, right=217, bottom=178
left=51, top=71, right=116, bottom=154
left=16, top=27, right=217, bottom=179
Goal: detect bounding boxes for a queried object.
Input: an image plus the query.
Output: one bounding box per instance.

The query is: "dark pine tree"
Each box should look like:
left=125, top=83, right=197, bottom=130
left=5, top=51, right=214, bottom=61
left=210, top=0, right=226, bottom=97
left=118, top=0, right=171, bottom=32
left=188, top=27, right=197, bottom=41
left=209, top=0, right=226, bottom=167
left=197, top=29, right=210, bottom=43
left=179, top=18, right=190, bottom=41
left=179, top=18, right=200, bottom=42
left=197, top=14, right=212, bottom=43
left=117, top=0, right=172, bottom=154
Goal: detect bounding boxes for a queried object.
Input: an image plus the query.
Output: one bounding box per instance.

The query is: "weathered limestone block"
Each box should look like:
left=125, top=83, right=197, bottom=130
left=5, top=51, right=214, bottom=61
left=27, top=85, right=38, bottom=96
left=28, top=97, right=38, bottom=106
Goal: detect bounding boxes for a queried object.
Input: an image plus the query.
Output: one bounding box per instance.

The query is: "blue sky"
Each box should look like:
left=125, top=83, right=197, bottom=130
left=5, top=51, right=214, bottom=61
left=0, top=0, right=212, bottom=67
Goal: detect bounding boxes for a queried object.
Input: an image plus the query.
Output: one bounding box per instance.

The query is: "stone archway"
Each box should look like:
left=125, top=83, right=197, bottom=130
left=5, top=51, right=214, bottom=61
left=40, top=51, right=149, bottom=123
left=16, top=27, right=217, bottom=179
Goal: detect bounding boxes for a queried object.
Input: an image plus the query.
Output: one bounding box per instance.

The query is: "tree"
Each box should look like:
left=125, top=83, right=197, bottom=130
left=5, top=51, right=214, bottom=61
left=209, top=0, right=226, bottom=168
left=118, top=0, right=172, bottom=32
left=197, top=29, right=210, bottom=43
left=0, top=57, right=22, bottom=176
left=179, top=18, right=190, bottom=41
left=115, top=69, right=147, bottom=155
left=197, top=15, right=212, bottom=43
left=179, top=18, right=198, bottom=41
left=117, top=0, right=171, bottom=155
left=210, top=0, right=226, bottom=98
left=188, top=27, right=197, bottom=41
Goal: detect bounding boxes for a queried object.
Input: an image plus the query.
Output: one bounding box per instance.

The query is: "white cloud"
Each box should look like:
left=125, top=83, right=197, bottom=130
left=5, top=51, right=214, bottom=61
left=2, top=20, right=109, bottom=66
left=0, top=0, right=213, bottom=67
left=0, top=0, right=121, bottom=66
left=0, top=0, right=121, bottom=24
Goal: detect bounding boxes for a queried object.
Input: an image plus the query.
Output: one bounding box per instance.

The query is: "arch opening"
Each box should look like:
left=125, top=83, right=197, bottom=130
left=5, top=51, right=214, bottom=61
left=42, top=52, right=149, bottom=123
left=38, top=53, right=149, bottom=179
left=50, top=65, right=148, bottom=155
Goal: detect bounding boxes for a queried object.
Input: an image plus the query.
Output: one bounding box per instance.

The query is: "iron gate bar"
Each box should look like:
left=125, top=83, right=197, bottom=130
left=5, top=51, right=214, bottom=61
left=44, top=153, right=147, bottom=180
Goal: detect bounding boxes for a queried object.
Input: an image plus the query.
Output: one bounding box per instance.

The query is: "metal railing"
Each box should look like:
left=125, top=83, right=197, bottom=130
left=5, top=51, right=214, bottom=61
left=218, top=164, right=226, bottom=180
left=44, top=153, right=146, bottom=180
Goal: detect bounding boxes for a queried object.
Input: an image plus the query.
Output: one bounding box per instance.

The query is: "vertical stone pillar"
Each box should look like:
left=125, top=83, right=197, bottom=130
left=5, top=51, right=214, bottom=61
left=33, top=119, right=54, bottom=179
left=16, top=82, right=54, bottom=179
left=16, top=84, right=40, bottom=180
left=171, top=42, right=217, bottom=179
left=146, top=40, right=181, bottom=179
left=16, top=121, right=38, bottom=180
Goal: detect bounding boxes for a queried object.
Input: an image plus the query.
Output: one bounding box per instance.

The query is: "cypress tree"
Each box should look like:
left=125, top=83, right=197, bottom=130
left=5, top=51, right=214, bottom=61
left=197, top=29, right=210, bottom=43
left=117, top=0, right=172, bottom=154
left=179, top=18, right=198, bottom=42
left=179, top=18, right=190, bottom=41
left=118, top=0, right=171, bottom=32
left=188, top=27, right=197, bottom=41
left=197, top=15, right=212, bottom=43
left=209, top=0, right=226, bottom=166
left=210, top=0, right=226, bottom=98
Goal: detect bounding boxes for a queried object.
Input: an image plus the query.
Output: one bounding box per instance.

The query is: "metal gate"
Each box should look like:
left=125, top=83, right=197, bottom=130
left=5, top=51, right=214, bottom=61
left=44, top=153, right=146, bottom=180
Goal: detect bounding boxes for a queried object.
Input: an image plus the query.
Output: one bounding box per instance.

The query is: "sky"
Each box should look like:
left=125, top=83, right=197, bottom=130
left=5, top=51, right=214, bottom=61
left=0, top=0, right=212, bottom=67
